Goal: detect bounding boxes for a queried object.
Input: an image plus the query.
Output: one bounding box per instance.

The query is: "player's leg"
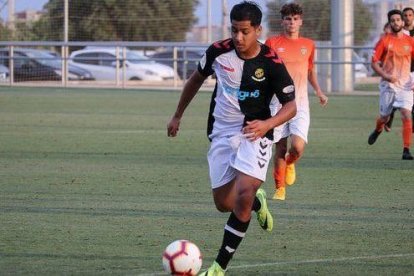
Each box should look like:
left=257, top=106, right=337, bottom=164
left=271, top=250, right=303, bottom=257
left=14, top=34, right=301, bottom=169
left=368, top=115, right=389, bottom=144
left=393, top=88, right=413, bottom=159
left=273, top=138, right=288, bottom=200
left=284, top=110, right=309, bottom=186
left=213, top=172, right=262, bottom=272
left=208, top=136, right=238, bottom=212
left=400, top=108, right=413, bottom=160
left=412, top=104, right=414, bottom=133
left=202, top=137, right=273, bottom=274
left=384, top=108, right=396, bottom=132
left=285, top=135, right=306, bottom=186
left=368, top=88, right=394, bottom=145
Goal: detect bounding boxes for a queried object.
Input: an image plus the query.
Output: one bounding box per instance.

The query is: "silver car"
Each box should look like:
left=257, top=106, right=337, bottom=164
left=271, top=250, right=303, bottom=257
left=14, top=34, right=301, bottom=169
left=69, top=47, right=176, bottom=81
left=0, top=64, right=9, bottom=82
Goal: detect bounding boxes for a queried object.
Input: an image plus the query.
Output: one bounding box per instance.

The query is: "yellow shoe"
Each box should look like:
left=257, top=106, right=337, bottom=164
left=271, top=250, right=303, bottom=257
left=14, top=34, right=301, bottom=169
left=198, top=261, right=226, bottom=276
left=285, top=163, right=296, bottom=186
left=273, top=187, right=285, bottom=201
left=256, top=188, right=273, bottom=232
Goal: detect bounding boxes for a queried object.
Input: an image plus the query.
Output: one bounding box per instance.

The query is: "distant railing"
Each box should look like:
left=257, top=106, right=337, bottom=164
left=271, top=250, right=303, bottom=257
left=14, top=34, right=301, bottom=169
left=0, top=41, right=374, bottom=92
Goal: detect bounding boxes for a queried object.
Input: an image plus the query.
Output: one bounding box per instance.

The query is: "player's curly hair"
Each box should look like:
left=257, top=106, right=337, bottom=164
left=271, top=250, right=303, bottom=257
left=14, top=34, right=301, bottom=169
left=230, top=1, right=262, bottom=27
left=280, top=3, right=303, bottom=19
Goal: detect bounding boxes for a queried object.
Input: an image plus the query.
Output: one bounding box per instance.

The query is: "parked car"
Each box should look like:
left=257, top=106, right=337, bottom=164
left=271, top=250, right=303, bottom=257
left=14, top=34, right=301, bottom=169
left=0, top=64, right=9, bottom=82
left=149, top=49, right=204, bottom=79
left=0, top=48, right=94, bottom=82
left=69, top=47, right=176, bottom=81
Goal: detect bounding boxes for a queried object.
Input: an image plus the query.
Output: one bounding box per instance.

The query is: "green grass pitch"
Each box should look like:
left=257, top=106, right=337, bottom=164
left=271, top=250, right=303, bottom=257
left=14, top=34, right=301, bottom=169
left=0, top=86, right=413, bottom=275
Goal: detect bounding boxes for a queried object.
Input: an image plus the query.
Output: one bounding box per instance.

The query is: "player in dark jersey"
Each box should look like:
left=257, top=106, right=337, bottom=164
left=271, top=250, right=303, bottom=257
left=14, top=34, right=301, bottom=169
left=167, top=1, right=296, bottom=275
left=386, top=7, right=414, bottom=132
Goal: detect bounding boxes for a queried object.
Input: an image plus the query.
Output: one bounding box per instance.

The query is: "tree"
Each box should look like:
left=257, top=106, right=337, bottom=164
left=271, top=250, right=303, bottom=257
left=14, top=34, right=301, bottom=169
left=267, top=0, right=373, bottom=45
left=0, top=23, right=11, bottom=41
left=30, top=0, right=198, bottom=41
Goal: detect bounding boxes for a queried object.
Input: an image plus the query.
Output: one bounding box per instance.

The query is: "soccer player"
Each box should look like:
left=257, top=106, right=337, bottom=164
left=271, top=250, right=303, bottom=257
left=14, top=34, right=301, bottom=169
left=265, top=2, right=328, bottom=200
left=386, top=7, right=414, bottom=132
left=383, top=22, right=392, bottom=35
left=368, top=9, right=414, bottom=160
left=403, top=7, right=414, bottom=133
left=403, top=7, right=414, bottom=36
left=167, top=1, right=296, bottom=275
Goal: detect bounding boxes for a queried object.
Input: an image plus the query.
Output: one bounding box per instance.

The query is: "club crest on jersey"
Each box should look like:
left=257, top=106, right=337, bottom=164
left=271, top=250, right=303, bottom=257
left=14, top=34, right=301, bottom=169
left=252, top=68, right=265, bottom=82
left=404, top=45, right=410, bottom=52
left=300, top=47, right=308, bottom=55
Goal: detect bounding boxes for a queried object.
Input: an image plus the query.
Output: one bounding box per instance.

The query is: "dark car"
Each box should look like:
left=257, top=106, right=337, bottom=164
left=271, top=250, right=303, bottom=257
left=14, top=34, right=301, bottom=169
left=0, top=48, right=94, bottom=82
left=149, top=49, right=204, bottom=79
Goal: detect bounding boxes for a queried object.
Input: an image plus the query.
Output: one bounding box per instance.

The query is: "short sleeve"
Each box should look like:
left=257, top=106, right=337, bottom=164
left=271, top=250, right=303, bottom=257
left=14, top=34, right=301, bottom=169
left=269, top=61, right=295, bottom=104
left=308, top=41, right=315, bottom=71
left=198, top=44, right=216, bottom=77
left=372, top=37, right=385, bottom=63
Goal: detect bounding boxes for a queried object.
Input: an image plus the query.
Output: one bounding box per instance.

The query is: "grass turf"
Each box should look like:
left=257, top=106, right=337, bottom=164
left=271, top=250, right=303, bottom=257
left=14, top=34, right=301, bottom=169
left=0, top=87, right=413, bottom=275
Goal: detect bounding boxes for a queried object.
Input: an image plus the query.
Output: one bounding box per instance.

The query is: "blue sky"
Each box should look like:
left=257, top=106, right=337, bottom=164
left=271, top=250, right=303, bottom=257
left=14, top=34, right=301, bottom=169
left=1, top=0, right=269, bottom=26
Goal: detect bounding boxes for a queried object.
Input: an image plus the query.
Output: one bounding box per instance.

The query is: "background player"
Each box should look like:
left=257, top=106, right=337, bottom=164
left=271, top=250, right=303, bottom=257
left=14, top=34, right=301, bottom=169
left=368, top=9, right=414, bottom=160
left=265, top=2, right=328, bottom=200
left=385, top=7, right=414, bottom=132
left=167, top=1, right=296, bottom=274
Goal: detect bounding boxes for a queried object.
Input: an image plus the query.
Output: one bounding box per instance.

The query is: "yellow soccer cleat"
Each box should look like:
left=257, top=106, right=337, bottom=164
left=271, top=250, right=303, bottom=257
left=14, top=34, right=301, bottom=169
left=198, top=261, right=226, bottom=276
left=256, top=188, right=274, bottom=232
left=285, top=163, right=296, bottom=186
left=273, top=187, right=285, bottom=201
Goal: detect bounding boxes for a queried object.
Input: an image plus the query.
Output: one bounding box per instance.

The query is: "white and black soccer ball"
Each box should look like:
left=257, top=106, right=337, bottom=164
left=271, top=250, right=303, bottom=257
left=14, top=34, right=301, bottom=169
left=162, top=240, right=202, bottom=276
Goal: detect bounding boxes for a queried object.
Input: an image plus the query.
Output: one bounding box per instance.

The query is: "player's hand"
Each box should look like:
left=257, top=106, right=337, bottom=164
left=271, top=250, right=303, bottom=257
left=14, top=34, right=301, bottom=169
left=242, top=120, right=269, bottom=141
left=167, top=116, right=181, bottom=137
left=387, top=75, right=398, bottom=83
left=318, top=94, right=328, bottom=107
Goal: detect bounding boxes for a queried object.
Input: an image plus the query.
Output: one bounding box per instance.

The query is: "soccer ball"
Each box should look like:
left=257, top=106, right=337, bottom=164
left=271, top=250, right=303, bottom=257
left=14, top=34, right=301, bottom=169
left=162, top=240, right=202, bottom=276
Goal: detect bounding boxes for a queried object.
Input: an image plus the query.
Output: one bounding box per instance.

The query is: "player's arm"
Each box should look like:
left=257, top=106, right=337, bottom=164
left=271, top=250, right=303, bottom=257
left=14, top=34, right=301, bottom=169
left=307, top=42, right=328, bottom=106
left=371, top=61, right=397, bottom=83
left=167, top=71, right=207, bottom=137
left=263, top=99, right=296, bottom=129
left=308, top=68, right=328, bottom=106
left=243, top=100, right=296, bottom=141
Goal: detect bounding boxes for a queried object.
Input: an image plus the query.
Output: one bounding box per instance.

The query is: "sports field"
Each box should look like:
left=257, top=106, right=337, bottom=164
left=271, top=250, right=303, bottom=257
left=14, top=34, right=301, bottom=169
left=0, top=87, right=413, bottom=275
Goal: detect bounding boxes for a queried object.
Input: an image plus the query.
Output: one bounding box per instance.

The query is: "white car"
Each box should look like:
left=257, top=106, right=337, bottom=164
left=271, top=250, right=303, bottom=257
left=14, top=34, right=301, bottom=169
left=69, top=48, right=176, bottom=81
left=0, top=64, right=9, bottom=82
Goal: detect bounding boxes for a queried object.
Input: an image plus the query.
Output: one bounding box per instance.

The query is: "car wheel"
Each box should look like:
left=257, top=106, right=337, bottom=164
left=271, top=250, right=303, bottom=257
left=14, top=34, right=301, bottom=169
left=129, top=77, right=141, bottom=81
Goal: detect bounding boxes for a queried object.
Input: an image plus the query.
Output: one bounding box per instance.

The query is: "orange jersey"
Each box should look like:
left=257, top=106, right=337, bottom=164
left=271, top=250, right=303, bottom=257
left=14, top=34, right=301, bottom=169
left=265, top=35, right=315, bottom=108
left=372, top=33, right=414, bottom=90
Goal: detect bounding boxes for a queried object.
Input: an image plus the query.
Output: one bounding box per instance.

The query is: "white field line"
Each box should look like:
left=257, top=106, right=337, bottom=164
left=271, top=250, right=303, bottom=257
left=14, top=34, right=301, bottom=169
left=137, top=253, right=414, bottom=276
left=230, top=253, right=414, bottom=270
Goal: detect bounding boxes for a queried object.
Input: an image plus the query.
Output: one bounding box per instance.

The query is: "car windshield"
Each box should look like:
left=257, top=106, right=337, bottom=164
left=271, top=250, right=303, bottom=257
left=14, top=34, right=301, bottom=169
left=25, top=51, right=61, bottom=68
left=126, top=52, right=154, bottom=64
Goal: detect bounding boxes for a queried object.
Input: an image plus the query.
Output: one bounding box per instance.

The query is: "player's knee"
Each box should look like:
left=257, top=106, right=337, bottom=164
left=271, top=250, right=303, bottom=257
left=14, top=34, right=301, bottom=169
left=275, top=145, right=288, bottom=158
left=290, top=146, right=304, bottom=159
left=213, top=199, right=232, bottom=213
left=235, top=186, right=255, bottom=210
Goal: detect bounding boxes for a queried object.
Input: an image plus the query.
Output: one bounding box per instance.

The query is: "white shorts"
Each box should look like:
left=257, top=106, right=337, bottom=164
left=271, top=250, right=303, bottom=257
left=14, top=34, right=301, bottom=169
left=273, top=108, right=310, bottom=143
left=379, top=81, right=414, bottom=116
left=207, top=134, right=273, bottom=189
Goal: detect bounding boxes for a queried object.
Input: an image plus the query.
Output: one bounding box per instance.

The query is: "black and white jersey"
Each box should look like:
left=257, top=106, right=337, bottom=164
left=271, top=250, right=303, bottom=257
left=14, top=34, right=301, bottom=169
left=198, top=38, right=295, bottom=141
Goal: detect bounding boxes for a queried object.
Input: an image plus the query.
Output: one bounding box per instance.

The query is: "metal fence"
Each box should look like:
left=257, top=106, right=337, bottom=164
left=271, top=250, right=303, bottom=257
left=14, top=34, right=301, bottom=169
left=0, top=41, right=374, bottom=92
